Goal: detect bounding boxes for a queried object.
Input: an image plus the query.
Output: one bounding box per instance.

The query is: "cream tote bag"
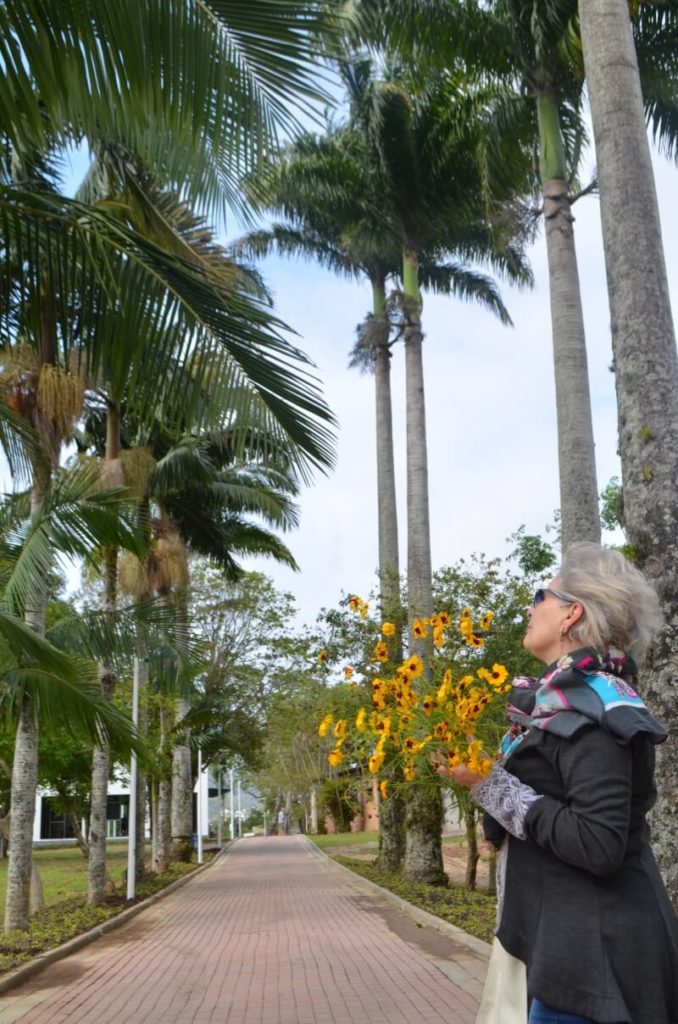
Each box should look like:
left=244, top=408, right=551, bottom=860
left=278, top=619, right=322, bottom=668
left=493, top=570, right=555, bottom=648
left=475, top=937, right=528, bottom=1024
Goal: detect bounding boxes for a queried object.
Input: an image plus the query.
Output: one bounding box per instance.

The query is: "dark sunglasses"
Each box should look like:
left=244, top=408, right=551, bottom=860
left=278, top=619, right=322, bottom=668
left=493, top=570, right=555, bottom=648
left=533, top=586, right=572, bottom=607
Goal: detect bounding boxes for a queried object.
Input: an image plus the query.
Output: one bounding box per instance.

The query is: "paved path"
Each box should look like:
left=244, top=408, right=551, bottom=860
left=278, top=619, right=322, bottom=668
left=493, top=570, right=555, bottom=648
left=0, top=837, right=487, bottom=1024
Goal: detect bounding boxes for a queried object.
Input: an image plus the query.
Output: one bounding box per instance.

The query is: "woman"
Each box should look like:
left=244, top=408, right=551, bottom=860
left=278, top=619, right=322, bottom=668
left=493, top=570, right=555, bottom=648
left=449, top=542, right=678, bottom=1024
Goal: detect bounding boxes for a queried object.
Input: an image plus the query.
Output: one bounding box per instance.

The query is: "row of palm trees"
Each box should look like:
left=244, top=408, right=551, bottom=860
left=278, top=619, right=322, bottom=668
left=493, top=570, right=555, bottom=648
left=238, top=0, right=678, bottom=899
left=1, top=0, right=677, bottom=924
left=0, top=0, right=339, bottom=932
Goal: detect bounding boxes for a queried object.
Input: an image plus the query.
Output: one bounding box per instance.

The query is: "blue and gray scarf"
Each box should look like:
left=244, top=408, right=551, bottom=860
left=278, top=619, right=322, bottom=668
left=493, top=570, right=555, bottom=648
left=499, top=647, right=667, bottom=763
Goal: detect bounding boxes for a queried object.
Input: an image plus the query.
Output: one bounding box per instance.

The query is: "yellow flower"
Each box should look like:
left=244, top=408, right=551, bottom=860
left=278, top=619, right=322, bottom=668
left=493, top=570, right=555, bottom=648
left=343, top=666, right=354, bottom=681
left=368, top=751, right=385, bottom=774
left=459, top=608, right=473, bottom=637
left=480, top=611, right=494, bottom=631
left=421, top=695, right=438, bottom=717
left=348, top=595, right=363, bottom=613
left=404, top=736, right=431, bottom=756
left=412, top=618, right=428, bottom=639
left=381, top=622, right=396, bottom=636
left=374, top=715, right=391, bottom=735
left=333, top=719, right=347, bottom=741
left=356, top=708, right=367, bottom=732
left=379, top=779, right=389, bottom=800
left=477, top=667, right=492, bottom=685
left=317, top=650, right=328, bottom=664
left=437, top=672, right=452, bottom=703
left=373, top=641, right=389, bottom=663
left=467, top=633, right=485, bottom=648
left=402, top=655, right=424, bottom=679
left=328, top=749, right=343, bottom=767
left=403, top=759, right=416, bottom=782
left=432, top=627, right=445, bottom=649
left=437, top=611, right=451, bottom=628
left=318, top=714, right=333, bottom=737
left=489, top=663, right=509, bottom=687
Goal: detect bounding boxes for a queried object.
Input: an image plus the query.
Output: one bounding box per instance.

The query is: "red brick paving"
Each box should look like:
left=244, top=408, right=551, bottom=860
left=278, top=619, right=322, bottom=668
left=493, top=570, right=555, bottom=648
left=0, top=836, right=483, bottom=1024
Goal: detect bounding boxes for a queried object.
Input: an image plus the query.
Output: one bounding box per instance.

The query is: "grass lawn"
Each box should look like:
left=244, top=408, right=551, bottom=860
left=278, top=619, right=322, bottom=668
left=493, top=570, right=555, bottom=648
left=0, top=843, right=208, bottom=974
left=0, top=843, right=138, bottom=919
left=308, top=832, right=378, bottom=850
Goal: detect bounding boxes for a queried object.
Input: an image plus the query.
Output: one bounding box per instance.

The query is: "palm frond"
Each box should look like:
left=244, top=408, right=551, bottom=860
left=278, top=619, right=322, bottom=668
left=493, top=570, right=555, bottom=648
left=0, top=185, right=336, bottom=480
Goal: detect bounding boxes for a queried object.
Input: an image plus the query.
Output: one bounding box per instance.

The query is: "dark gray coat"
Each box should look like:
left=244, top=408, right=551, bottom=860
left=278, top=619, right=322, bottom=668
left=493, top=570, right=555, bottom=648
left=493, top=725, right=678, bottom=1023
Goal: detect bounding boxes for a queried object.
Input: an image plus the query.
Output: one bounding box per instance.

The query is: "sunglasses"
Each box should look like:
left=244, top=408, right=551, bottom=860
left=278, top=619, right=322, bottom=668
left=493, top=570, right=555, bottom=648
left=533, top=586, right=572, bottom=607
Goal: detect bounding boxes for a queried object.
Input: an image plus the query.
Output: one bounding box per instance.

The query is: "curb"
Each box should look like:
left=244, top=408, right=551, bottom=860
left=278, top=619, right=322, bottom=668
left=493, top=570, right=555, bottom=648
left=304, top=837, right=492, bottom=960
left=0, top=842, right=235, bottom=996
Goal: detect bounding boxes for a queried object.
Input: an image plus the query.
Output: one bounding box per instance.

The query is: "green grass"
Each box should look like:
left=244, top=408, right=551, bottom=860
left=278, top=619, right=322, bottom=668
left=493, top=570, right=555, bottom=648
left=0, top=845, right=211, bottom=974
left=308, top=832, right=378, bottom=850
left=0, top=844, right=135, bottom=918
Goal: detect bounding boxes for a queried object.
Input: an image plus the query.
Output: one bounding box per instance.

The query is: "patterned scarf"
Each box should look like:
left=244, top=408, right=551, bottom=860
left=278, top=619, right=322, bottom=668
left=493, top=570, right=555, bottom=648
left=499, top=647, right=667, bottom=763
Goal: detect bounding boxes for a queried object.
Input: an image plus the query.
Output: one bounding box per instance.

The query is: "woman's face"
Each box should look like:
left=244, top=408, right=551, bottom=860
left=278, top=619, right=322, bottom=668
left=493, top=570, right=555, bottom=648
left=523, top=576, right=574, bottom=664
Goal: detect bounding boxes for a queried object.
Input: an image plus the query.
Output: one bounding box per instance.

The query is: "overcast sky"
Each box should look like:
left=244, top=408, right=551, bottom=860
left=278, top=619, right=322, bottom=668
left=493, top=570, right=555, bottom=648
left=242, top=145, right=678, bottom=627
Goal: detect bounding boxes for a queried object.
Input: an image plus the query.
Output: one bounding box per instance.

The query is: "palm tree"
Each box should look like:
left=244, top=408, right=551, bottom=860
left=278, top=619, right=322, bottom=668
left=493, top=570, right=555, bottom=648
left=578, top=0, right=678, bottom=907
left=351, top=0, right=601, bottom=550
left=0, top=465, right=143, bottom=931
left=1, top=0, right=340, bottom=918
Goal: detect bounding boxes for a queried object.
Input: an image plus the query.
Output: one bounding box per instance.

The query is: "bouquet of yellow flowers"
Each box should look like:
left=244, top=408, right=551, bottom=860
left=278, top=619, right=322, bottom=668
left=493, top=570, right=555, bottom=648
left=318, top=598, right=511, bottom=796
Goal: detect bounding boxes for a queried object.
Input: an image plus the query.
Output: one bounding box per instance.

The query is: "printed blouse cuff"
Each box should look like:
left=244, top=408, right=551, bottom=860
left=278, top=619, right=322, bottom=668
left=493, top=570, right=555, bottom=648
left=470, top=766, right=542, bottom=840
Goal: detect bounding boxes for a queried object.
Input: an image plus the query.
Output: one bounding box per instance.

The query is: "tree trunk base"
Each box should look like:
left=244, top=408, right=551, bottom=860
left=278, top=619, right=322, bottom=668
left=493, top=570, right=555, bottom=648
left=172, top=838, right=193, bottom=863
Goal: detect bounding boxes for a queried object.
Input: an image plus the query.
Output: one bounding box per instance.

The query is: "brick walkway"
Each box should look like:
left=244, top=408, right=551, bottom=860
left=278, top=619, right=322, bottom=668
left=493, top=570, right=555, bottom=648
left=0, top=836, right=487, bottom=1024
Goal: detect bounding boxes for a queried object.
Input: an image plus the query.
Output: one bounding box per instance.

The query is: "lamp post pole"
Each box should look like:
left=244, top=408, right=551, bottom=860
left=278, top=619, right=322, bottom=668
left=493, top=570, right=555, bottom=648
left=197, top=747, right=204, bottom=865
left=126, top=657, right=140, bottom=900
left=229, top=768, right=235, bottom=840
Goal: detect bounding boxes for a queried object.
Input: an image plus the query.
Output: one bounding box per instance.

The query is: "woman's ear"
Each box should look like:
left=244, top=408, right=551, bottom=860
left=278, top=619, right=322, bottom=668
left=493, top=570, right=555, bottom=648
left=565, top=602, right=585, bottom=631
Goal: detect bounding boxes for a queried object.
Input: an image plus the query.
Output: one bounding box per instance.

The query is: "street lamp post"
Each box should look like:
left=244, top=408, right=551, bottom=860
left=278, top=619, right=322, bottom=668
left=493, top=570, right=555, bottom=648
left=126, top=657, right=140, bottom=900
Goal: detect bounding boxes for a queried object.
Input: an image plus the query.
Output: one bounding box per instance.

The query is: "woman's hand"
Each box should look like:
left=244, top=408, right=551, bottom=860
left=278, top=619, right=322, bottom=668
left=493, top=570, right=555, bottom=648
left=449, top=764, right=485, bottom=788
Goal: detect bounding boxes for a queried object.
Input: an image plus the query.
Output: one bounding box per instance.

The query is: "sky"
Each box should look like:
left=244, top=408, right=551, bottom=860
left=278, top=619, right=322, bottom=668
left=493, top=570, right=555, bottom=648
left=34, top=127, right=677, bottom=628
left=241, top=145, right=678, bottom=628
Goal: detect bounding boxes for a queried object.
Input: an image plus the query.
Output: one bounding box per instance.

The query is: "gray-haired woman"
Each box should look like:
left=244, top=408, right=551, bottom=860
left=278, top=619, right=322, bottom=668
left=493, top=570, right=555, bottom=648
left=447, top=542, right=678, bottom=1024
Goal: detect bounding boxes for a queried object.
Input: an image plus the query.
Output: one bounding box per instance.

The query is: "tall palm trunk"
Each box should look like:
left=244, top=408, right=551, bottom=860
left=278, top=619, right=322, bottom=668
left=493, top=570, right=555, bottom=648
left=402, top=251, right=433, bottom=642
left=88, top=402, right=122, bottom=905
left=4, top=487, right=45, bottom=933
left=537, top=90, right=601, bottom=549
left=371, top=276, right=407, bottom=873
left=401, top=250, right=444, bottom=883
left=372, top=278, right=401, bottom=621
left=579, top=0, right=678, bottom=906
left=155, top=703, right=172, bottom=872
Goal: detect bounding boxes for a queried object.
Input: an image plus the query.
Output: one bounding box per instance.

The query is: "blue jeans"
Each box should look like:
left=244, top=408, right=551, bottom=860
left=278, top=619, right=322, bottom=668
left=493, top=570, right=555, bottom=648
left=528, top=998, right=624, bottom=1024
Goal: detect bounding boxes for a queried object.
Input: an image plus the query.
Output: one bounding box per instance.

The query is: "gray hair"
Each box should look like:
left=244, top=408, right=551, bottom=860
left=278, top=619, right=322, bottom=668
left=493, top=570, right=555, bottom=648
left=557, top=542, right=662, bottom=661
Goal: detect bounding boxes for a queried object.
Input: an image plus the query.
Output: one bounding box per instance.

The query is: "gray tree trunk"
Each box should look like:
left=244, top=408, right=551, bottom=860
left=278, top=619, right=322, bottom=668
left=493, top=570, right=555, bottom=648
left=87, top=670, right=114, bottom=906
left=542, top=178, right=601, bottom=548
left=155, top=708, right=172, bottom=872
left=404, top=311, right=434, bottom=641
left=579, top=0, right=678, bottom=905
left=403, top=781, right=447, bottom=885
left=171, top=698, right=193, bottom=862
left=4, top=485, right=46, bottom=933
left=373, top=309, right=406, bottom=873
left=373, top=330, right=401, bottom=619
left=4, top=698, right=39, bottom=932
left=376, top=784, right=406, bottom=872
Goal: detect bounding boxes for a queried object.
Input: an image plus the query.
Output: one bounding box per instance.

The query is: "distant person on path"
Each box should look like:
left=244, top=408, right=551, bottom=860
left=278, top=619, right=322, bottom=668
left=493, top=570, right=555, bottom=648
left=445, top=542, right=678, bottom=1024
